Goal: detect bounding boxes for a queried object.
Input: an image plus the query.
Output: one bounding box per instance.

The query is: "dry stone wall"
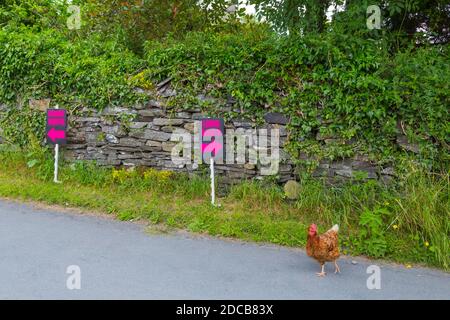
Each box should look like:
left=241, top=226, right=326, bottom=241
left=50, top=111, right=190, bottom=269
left=64, top=102, right=392, bottom=185
left=0, top=97, right=396, bottom=184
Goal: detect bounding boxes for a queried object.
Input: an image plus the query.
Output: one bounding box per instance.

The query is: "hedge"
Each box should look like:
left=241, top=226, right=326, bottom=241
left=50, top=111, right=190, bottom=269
left=0, top=26, right=448, bottom=169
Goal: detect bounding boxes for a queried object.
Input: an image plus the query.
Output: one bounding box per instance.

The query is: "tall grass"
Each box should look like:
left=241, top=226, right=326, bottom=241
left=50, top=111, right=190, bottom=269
left=226, top=171, right=449, bottom=268
left=393, top=168, right=449, bottom=268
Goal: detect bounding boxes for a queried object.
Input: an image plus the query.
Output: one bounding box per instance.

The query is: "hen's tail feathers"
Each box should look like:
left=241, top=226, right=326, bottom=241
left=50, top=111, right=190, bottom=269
left=330, top=224, right=339, bottom=233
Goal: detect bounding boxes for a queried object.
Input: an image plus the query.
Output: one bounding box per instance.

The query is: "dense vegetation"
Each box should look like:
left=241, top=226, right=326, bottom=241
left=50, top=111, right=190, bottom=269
left=0, top=1, right=448, bottom=268
left=0, top=0, right=448, bottom=168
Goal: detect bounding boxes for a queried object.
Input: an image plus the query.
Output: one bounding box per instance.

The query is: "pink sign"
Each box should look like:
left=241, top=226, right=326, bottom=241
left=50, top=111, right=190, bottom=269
left=46, top=109, right=67, bottom=145
left=201, top=118, right=224, bottom=163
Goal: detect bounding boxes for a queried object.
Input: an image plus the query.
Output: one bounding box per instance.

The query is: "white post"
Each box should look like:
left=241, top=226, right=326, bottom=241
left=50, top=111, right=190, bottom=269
left=54, top=143, right=60, bottom=183
left=210, top=157, right=215, bottom=206
left=53, top=105, right=61, bottom=184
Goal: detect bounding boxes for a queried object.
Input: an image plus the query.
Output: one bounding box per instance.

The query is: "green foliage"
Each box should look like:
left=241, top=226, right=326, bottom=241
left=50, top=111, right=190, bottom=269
left=0, top=28, right=141, bottom=146
left=356, top=207, right=390, bottom=258
left=0, top=27, right=144, bottom=146
left=67, top=161, right=112, bottom=187
left=389, top=47, right=450, bottom=167
left=251, top=0, right=333, bottom=34
left=0, top=0, right=68, bottom=30
left=78, top=0, right=247, bottom=54
left=0, top=28, right=143, bottom=109
left=392, top=163, right=450, bottom=269
left=252, top=0, right=450, bottom=46
left=144, top=29, right=449, bottom=168
left=0, top=105, right=46, bottom=147
left=0, top=1, right=448, bottom=167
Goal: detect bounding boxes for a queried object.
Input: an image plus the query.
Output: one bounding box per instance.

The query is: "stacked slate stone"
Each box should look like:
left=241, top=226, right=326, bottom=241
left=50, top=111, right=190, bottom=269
left=64, top=100, right=295, bottom=184
left=63, top=100, right=395, bottom=184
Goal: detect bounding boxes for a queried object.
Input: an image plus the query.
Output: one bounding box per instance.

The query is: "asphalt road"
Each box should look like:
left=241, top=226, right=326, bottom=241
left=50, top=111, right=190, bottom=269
left=0, top=199, right=448, bottom=299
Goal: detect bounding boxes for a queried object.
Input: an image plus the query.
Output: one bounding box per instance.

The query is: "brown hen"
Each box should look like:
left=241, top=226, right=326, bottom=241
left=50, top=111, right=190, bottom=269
left=306, top=223, right=340, bottom=277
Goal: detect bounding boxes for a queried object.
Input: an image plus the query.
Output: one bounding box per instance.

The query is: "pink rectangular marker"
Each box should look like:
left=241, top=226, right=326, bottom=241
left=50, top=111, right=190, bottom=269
left=47, top=118, right=66, bottom=126
left=46, top=109, right=68, bottom=145
left=201, top=118, right=224, bottom=162
left=47, top=109, right=66, bottom=118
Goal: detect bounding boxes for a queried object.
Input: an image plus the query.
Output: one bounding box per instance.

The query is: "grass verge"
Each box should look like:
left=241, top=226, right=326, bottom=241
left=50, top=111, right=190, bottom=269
left=0, top=145, right=448, bottom=270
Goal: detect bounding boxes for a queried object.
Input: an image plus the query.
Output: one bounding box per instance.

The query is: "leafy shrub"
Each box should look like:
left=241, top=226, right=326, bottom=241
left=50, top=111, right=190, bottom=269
left=389, top=47, right=450, bottom=167
left=1, top=21, right=448, bottom=169
left=0, top=0, right=66, bottom=31
left=144, top=30, right=449, bottom=169
left=0, top=28, right=144, bottom=109
left=356, top=207, right=390, bottom=258
left=0, top=28, right=144, bottom=146
left=0, top=105, right=46, bottom=147
left=80, top=0, right=245, bottom=54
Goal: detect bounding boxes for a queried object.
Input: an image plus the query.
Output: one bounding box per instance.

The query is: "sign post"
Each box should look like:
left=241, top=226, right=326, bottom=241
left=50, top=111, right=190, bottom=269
left=46, top=106, right=67, bottom=184
left=210, top=158, right=215, bottom=205
left=201, top=119, right=224, bottom=206
left=54, top=143, right=60, bottom=183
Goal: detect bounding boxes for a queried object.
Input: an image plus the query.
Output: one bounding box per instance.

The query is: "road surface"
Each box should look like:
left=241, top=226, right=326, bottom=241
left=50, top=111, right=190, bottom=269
left=0, top=199, right=448, bottom=299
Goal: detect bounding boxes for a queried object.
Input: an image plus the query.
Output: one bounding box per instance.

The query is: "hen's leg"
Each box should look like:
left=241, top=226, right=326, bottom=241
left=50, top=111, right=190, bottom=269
left=316, top=264, right=326, bottom=277
left=334, top=260, right=341, bottom=274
